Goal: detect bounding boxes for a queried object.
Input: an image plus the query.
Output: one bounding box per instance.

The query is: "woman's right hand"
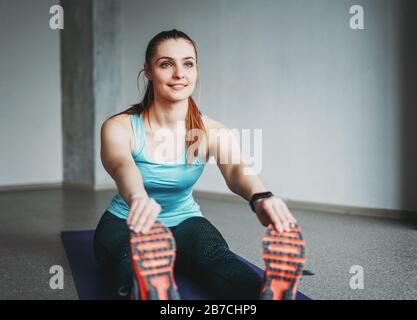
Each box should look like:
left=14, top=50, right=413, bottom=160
left=126, top=194, right=162, bottom=234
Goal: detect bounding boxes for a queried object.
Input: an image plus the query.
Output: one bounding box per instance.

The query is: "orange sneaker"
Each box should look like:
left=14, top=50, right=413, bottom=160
left=129, top=221, right=180, bottom=300
left=260, top=223, right=306, bottom=300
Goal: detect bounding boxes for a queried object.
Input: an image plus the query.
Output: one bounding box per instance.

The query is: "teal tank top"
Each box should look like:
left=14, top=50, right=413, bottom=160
left=106, top=113, right=206, bottom=227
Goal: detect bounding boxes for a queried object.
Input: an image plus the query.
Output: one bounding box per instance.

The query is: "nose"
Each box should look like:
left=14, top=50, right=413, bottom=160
left=173, top=66, right=185, bottom=79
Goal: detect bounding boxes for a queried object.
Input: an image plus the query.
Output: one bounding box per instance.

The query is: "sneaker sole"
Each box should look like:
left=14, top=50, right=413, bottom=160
left=129, top=221, right=180, bottom=300
left=261, top=224, right=306, bottom=300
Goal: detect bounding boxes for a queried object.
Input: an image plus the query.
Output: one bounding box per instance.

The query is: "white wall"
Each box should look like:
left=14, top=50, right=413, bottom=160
left=120, top=0, right=415, bottom=211
left=0, top=0, right=62, bottom=186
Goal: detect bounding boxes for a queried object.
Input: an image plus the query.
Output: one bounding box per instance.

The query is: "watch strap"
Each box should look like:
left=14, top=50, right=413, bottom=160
left=249, top=191, right=274, bottom=213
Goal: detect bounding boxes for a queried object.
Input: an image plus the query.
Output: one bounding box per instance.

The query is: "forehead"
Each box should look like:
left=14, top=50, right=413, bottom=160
left=154, top=39, right=196, bottom=61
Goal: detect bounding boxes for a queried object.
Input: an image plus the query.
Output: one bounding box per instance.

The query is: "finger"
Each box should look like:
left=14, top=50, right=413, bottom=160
left=276, top=199, right=297, bottom=227
left=275, top=202, right=291, bottom=231
left=127, top=200, right=140, bottom=225
left=134, top=201, right=154, bottom=233
left=127, top=195, right=147, bottom=225
left=281, top=203, right=297, bottom=228
left=276, top=199, right=294, bottom=230
left=130, top=199, right=147, bottom=230
left=272, top=203, right=286, bottom=232
left=141, top=207, right=160, bottom=234
left=141, top=200, right=160, bottom=234
left=266, top=202, right=284, bottom=233
left=129, top=198, right=148, bottom=230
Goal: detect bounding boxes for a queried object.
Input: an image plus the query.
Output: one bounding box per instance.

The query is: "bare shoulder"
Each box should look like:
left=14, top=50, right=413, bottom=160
left=106, top=113, right=131, bottom=127
left=102, top=114, right=131, bottom=136
left=102, top=112, right=135, bottom=151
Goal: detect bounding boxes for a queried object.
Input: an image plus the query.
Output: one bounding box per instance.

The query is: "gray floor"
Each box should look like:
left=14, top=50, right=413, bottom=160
left=0, top=188, right=416, bottom=300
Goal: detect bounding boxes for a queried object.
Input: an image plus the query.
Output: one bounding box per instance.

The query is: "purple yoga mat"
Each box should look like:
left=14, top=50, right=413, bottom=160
left=61, top=230, right=310, bottom=300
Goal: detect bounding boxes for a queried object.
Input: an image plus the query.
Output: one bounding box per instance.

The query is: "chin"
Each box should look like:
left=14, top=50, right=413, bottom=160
left=164, top=94, right=190, bottom=103
left=167, top=91, right=192, bottom=100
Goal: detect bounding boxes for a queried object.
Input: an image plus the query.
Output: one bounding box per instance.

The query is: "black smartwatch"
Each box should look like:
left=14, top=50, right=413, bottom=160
left=249, top=191, right=274, bottom=213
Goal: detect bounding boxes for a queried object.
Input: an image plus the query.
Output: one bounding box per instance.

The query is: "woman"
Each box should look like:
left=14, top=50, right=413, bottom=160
left=93, top=29, right=306, bottom=300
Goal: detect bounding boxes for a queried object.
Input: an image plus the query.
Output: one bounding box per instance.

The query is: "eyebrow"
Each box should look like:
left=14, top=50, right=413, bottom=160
left=156, top=56, right=196, bottom=62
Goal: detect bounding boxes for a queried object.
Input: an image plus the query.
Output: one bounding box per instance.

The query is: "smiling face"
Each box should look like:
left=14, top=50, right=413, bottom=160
left=145, top=38, right=198, bottom=104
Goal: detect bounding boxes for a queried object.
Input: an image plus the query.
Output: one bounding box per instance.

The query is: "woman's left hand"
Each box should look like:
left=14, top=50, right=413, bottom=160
left=253, top=196, right=297, bottom=233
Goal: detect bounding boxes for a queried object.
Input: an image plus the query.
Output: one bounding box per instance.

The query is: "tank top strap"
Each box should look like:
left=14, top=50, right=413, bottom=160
left=138, top=112, right=146, bottom=142
left=130, top=113, right=145, bottom=157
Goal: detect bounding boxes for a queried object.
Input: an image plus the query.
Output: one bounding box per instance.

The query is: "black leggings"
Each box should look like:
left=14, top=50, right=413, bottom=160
left=93, top=211, right=263, bottom=299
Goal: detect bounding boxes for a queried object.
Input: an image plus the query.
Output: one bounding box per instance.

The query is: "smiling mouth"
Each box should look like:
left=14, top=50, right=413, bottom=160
left=168, top=84, right=188, bottom=90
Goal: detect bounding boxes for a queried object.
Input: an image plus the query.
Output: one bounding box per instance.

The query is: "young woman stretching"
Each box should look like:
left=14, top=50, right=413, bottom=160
left=93, top=29, right=306, bottom=300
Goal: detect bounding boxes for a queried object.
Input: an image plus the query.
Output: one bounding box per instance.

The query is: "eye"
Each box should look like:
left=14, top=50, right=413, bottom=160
left=185, top=62, right=194, bottom=67
left=160, top=62, right=171, bottom=68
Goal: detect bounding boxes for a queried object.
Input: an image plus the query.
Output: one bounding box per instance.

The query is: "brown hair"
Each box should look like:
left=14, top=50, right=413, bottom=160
left=111, top=29, right=207, bottom=165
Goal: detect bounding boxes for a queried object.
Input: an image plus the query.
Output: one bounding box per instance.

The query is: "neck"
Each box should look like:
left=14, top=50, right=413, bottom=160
left=148, top=97, right=189, bottom=129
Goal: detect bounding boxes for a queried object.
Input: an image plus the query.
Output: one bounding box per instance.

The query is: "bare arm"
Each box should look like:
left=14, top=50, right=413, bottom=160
left=101, top=118, right=160, bottom=234
left=209, top=120, right=296, bottom=233
left=208, top=123, right=267, bottom=201
left=100, top=118, right=148, bottom=206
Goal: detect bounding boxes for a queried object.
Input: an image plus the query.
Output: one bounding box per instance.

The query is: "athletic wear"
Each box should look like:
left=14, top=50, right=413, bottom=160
left=106, top=113, right=206, bottom=227
left=93, top=211, right=263, bottom=299
left=129, top=222, right=180, bottom=300
left=261, top=224, right=306, bottom=300
left=95, top=112, right=307, bottom=300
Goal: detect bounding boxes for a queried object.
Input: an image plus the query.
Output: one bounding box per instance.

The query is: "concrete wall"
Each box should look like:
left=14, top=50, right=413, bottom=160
left=61, top=0, right=122, bottom=188
left=61, top=0, right=94, bottom=187
left=120, top=0, right=417, bottom=212
left=92, top=0, right=123, bottom=188
left=0, top=0, right=62, bottom=187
